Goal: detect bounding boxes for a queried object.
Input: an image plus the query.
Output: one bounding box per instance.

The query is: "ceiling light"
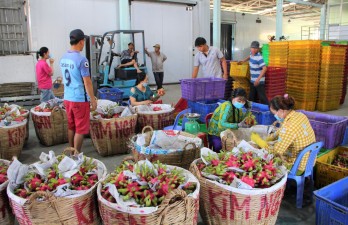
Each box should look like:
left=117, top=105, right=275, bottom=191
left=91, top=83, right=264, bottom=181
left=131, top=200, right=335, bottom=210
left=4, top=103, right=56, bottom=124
left=289, top=2, right=296, bottom=5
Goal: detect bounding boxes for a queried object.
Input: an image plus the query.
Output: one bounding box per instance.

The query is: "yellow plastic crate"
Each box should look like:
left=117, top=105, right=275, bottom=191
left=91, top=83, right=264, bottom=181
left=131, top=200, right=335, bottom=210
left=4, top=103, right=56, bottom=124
left=316, top=100, right=341, bottom=112
left=315, top=147, right=348, bottom=188
left=229, top=61, right=250, bottom=78
left=294, top=100, right=317, bottom=111
left=269, top=41, right=289, bottom=46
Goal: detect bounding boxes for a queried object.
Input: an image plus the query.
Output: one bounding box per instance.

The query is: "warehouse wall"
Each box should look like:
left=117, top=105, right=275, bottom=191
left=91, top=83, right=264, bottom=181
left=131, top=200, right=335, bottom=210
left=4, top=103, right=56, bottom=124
left=212, top=10, right=315, bottom=60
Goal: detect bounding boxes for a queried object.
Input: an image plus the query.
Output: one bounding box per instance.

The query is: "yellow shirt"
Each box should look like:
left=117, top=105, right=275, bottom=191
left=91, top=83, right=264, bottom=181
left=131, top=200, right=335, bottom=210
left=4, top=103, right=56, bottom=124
left=266, top=110, right=316, bottom=172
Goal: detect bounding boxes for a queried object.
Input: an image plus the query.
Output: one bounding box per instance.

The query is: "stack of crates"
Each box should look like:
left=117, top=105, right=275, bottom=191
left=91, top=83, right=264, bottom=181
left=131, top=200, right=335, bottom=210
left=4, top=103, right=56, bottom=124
left=262, top=44, right=269, bottom=66
left=317, top=46, right=346, bottom=111
left=332, top=43, right=348, bottom=105
left=268, top=41, right=288, bottom=67
left=230, top=61, right=250, bottom=96
left=287, top=40, right=321, bottom=111
left=265, top=67, right=287, bottom=102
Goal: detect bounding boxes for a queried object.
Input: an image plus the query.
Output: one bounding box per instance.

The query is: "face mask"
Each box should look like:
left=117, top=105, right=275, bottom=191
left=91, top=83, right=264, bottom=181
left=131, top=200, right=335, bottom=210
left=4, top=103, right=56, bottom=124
left=233, top=101, right=244, bottom=109
left=274, top=114, right=284, bottom=122
left=142, top=82, right=148, bottom=87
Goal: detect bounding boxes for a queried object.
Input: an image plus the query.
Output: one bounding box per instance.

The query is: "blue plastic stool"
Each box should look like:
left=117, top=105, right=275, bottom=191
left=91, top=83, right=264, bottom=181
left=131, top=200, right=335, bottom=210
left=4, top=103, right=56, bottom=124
left=163, top=108, right=191, bottom=131
left=287, top=141, right=324, bottom=208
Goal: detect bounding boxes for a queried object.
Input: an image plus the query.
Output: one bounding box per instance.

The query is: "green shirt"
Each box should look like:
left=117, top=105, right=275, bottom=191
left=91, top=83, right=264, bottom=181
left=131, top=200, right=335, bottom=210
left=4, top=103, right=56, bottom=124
left=130, top=86, right=153, bottom=102
left=207, top=101, right=246, bottom=136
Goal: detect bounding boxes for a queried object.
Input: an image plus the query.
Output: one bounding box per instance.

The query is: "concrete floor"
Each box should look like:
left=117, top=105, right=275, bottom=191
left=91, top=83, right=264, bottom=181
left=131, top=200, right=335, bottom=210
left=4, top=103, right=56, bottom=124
left=18, top=84, right=348, bottom=225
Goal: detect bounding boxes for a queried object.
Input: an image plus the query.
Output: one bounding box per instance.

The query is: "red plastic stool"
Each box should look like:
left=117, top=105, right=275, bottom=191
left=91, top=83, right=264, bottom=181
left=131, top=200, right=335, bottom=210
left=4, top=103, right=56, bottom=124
left=197, top=132, right=208, bottom=148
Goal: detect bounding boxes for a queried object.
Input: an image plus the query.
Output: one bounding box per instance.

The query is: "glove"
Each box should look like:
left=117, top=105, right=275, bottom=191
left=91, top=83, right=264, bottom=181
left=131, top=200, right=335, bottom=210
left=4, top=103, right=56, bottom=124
left=238, top=118, right=251, bottom=128
left=251, top=132, right=268, bottom=149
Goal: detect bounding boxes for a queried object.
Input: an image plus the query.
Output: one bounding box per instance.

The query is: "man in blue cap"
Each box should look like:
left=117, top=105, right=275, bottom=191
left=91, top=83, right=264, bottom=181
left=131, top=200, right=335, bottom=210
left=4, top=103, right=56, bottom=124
left=60, top=29, right=97, bottom=152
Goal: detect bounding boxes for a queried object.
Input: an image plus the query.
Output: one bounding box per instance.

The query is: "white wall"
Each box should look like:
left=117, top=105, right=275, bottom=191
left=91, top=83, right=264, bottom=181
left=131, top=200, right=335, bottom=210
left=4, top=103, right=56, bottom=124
left=0, top=55, right=36, bottom=83
left=29, top=0, right=119, bottom=79
left=211, top=10, right=316, bottom=60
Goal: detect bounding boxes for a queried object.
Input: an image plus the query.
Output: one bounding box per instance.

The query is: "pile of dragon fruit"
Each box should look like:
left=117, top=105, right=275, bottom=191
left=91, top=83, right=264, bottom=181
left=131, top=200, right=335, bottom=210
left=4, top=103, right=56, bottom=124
left=0, top=103, right=28, bottom=125
left=9, top=151, right=102, bottom=199
left=197, top=147, right=286, bottom=189
left=32, top=98, right=64, bottom=113
left=0, top=161, right=9, bottom=185
left=101, top=159, right=197, bottom=207
left=91, top=104, right=121, bottom=119
left=332, top=151, right=348, bottom=168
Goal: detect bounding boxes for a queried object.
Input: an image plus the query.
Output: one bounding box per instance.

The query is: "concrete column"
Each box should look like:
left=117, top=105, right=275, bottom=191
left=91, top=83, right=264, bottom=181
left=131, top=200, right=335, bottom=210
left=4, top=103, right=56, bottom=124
left=320, top=4, right=327, bottom=40
left=213, top=0, right=221, bottom=48
left=276, top=0, right=283, bottom=40
left=119, top=0, right=131, bottom=47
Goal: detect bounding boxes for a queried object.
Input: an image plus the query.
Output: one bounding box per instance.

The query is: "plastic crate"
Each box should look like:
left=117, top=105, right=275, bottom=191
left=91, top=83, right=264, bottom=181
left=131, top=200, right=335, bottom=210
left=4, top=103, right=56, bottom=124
left=180, top=78, right=226, bottom=101
left=342, top=126, right=348, bottom=145
left=298, top=110, right=348, bottom=149
left=187, top=100, right=220, bottom=122
left=97, top=87, right=124, bottom=103
left=250, top=102, right=276, bottom=125
left=229, top=62, right=250, bottom=78
left=314, top=176, right=348, bottom=225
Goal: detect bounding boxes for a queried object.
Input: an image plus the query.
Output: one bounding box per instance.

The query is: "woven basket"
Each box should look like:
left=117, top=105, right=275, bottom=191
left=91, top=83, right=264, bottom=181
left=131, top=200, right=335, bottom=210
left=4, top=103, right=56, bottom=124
left=190, top=159, right=287, bottom=225
left=0, top=159, right=14, bottom=225
left=52, top=77, right=64, bottom=97
left=7, top=148, right=107, bottom=225
left=90, top=114, right=138, bottom=156
left=31, top=106, right=68, bottom=146
left=97, top=157, right=200, bottom=225
left=136, top=109, right=174, bottom=131
left=131, top=126, right=200, bottom=170
left=0, top=122, right=26, bottom=160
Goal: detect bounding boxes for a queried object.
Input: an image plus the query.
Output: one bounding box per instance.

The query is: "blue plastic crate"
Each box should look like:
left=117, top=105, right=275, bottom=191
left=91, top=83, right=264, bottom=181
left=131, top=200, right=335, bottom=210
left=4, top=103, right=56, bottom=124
left=314, top=176, right=348, bottom=225
left=342, top=126, right=348, bottom=145
left=98, top=88, right=124, bottom=103
left=187, top=100, right=219, bottom=123
left=250, top=102, right=276, bottom=125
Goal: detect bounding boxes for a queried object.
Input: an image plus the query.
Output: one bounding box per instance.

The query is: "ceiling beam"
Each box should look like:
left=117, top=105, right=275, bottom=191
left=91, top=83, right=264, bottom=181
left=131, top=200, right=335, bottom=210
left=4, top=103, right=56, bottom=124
left=284, top=0, right=323, bottom=8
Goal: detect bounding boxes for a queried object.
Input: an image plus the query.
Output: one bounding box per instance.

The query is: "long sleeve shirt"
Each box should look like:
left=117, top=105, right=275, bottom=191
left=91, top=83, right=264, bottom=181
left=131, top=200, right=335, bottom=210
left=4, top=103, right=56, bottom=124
left=266, top=110, right=316, bottom=172
left=207, top=101, right=245, bottom=136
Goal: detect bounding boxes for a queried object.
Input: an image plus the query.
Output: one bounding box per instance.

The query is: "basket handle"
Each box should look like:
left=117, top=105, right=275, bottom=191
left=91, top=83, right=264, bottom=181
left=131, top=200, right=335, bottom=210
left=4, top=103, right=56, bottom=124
left=142, top=126, right=153, bottom=134
left=158, top=189, right=188, bottom=224
left=62, top=147, right=79, bottom=156
left=26, top=191, right=56, bottom=211
left=180, top=142, right=196, bottom=163
left=271, top=120, right=282, bottom=128
left=223, top=130, right=238, bottom=151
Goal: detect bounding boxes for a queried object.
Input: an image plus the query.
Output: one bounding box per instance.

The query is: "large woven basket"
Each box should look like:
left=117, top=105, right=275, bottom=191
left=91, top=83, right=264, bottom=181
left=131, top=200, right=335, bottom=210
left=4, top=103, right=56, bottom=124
left=0, top=121, right=26, bottom=160
left=90, top=114, right=138, bottom=156
left=190, top=159, right=287, bottom=225
left=21, top=110, right=29, bottom=144
left=97, top=157, right=200, bottom=225
left=131, top=126, right=200, bottom=170
left=0, top=159, right=14, bottom=225
left=31, top=106, right=68, bottom=146
left=136, top=108, right=174, bottom=131
left=7, top=148, right=107, bottom=225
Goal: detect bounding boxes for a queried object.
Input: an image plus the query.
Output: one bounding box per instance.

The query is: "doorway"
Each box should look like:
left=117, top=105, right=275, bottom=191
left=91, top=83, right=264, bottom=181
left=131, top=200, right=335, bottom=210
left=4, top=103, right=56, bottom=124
left=210, top=23, right=234, bottom=60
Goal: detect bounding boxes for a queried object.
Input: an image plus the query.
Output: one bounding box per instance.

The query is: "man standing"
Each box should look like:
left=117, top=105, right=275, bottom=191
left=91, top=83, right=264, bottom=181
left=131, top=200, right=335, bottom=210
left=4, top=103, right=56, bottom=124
left=118, top=42, right=142, bottom=73
left=192, top=37, right=228, bottom=80
left=145, top=44, right=167, bottom=89
left=239, top=41, right=268, bottom=104
left=60, top=29, right=97, bottom=152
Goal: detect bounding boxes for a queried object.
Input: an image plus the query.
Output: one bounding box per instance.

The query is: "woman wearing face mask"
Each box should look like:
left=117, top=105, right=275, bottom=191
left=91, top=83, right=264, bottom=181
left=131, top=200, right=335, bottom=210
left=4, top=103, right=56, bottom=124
left=129, top=73, right=164, bottom=106
left=207, top=88, right=250, bottom=152
left=253, top=94, right=316, bottom=173
left=36, top=47, right=55, bottom=102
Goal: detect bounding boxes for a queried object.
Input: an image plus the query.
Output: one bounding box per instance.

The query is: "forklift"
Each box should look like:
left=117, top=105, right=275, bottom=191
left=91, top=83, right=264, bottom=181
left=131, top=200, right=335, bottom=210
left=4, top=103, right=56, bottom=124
left=87, top=30, right=147, bottom=99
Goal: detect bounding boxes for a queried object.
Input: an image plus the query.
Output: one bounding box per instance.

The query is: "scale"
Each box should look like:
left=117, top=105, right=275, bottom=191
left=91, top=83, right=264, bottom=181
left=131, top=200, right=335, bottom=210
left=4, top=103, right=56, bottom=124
left=184, top=113, right=200, bottom=135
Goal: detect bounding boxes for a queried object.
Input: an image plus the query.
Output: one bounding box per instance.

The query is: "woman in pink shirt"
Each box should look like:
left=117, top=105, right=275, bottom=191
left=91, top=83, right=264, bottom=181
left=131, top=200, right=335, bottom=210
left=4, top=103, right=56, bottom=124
left=36, top=47, right=55, bottom=102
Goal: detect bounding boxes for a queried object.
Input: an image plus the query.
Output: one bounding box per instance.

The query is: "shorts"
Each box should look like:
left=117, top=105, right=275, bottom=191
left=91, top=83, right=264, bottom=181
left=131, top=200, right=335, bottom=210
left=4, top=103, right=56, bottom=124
left=40, top=89, right=55, bottom=102
left=121, top=59, right=133, bottom=64
left=64, top=100, right=90, bottom=134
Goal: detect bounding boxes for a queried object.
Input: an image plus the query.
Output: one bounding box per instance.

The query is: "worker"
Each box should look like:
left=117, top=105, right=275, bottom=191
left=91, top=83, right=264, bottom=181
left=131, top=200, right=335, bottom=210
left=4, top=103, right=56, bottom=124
left=145, top=44, right=167, bottom=90
left=192, top=37, right=228, bottom=80
left=36, top=47, right=55, bottom=102
left=239, top=41, right=268, bottom=104
left=117, top=42, right=142, bottom=73
left=251, top=94, right=316, bottom=173
left=129, top=73, right=165, bottom=106
left=207, top=88, right=250, bottom=152
left=60, top=29, right=97, bottom=152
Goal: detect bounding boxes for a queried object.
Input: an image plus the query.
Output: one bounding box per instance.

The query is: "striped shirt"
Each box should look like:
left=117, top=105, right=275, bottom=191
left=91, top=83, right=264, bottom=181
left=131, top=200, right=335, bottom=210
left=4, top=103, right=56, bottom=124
left=266, top=111, right=316, bottom=172
left=249, top=52, right=266, bottom=83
